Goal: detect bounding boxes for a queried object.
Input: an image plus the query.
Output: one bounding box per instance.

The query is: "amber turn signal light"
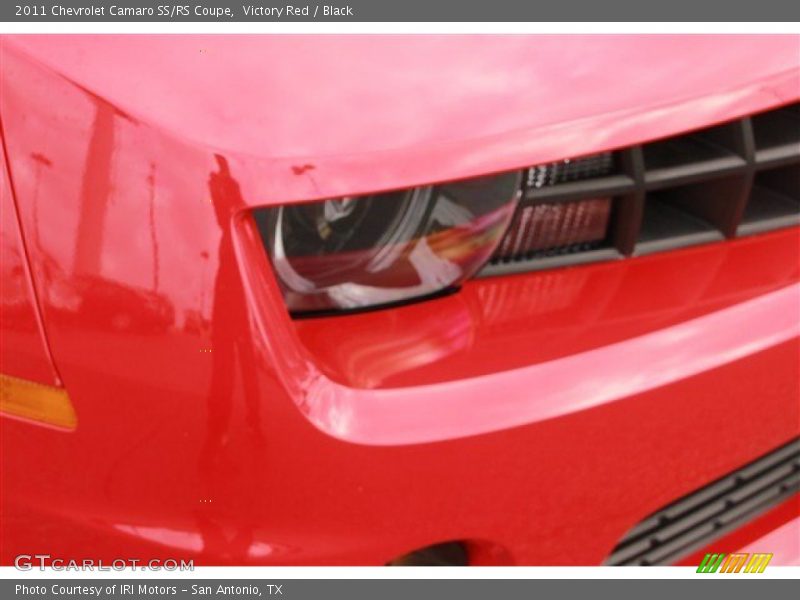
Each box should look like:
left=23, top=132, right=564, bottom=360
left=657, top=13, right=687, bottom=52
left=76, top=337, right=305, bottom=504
left=0, top=374, right=77, bottom=430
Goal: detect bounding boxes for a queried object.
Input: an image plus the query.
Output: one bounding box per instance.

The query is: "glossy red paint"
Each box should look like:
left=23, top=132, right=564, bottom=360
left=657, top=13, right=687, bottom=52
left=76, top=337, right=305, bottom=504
left=0, top=35, right=798, bottom=566
left=294, top=228, right=800, bottom=385
left=0, top=144, right=60, bottom=385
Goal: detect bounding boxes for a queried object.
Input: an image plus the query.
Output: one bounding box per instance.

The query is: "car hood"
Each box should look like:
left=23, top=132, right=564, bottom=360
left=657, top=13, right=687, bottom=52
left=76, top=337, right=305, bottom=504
left=4, top=35, right=799, bottom=200
left=6, top=35, right=800, bottom=158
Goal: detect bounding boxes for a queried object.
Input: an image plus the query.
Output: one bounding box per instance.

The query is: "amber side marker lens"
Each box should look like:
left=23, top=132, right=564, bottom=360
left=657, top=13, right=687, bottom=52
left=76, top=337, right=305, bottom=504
left=0, top=373, right=76, bottom=430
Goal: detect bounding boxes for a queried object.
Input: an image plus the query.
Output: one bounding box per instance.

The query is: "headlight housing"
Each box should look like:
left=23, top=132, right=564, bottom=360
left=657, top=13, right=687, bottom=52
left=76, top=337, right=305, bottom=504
left=254, top=172, right=522, bottom=314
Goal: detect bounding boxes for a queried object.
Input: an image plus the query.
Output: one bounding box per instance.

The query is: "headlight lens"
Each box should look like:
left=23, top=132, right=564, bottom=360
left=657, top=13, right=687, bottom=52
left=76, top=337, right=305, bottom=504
left=254, top=172, right=521, bottom=314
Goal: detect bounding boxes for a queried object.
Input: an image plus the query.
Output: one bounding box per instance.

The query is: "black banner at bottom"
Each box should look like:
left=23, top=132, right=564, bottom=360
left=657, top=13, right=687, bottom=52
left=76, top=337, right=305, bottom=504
left=4, top=579, right=798, bottom=600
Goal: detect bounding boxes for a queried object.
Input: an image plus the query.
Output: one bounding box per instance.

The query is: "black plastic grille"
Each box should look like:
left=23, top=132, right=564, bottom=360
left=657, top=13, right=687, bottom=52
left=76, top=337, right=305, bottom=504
left=525, top=152, right=615, bottom=188
left=606, top=438, right=800, bottom=566
left=482, top=102, right=800, bottom=277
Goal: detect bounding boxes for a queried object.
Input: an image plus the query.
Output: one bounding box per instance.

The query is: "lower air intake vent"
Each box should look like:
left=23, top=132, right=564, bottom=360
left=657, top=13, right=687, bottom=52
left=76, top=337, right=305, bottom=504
left=606, top=438, right=800, bottom=566
left=481, top=102, right=800, bottom=277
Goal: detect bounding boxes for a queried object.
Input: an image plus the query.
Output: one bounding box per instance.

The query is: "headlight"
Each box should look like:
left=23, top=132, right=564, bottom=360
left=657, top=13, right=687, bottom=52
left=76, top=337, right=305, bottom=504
left=254, top=172, right=522, bottom=314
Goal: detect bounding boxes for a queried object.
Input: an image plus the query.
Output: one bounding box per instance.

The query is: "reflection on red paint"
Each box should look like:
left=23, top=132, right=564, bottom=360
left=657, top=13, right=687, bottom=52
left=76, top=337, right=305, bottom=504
left=296, top=229, right=800, bottom=389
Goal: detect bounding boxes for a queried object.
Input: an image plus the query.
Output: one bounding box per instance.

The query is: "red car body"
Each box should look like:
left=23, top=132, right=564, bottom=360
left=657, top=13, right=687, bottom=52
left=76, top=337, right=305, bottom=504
left=1, top=35, right=798, bottom=566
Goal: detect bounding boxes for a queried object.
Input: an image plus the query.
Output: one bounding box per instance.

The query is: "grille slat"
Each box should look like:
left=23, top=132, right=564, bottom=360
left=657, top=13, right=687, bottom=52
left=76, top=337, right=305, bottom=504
left=481, top=102, right=800, bottom=277
left=521, top=174, right=635, bottom=203
left=606, top=438, right=800, bottom=566
left=644, top=155, right=748, bottom=190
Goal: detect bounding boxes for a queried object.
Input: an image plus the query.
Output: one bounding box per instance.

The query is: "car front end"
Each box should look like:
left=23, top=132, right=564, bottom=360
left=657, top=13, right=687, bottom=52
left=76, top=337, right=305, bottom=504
left=1, top=34, right=798, bottom=566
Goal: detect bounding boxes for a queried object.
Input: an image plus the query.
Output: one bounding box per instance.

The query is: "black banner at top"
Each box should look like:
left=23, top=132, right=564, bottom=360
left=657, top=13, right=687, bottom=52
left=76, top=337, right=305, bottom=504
left=3, top=0, right=800, bottom=22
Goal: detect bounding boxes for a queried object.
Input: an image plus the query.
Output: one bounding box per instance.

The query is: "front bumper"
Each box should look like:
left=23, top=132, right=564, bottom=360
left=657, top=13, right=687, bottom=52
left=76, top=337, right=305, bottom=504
left=2, top=226, right=798, bottom=565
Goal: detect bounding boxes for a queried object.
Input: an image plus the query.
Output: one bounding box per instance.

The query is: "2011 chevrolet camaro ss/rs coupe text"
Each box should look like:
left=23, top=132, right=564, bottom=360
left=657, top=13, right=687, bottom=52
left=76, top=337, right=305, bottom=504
left=1, top=35, right=798, bottom=566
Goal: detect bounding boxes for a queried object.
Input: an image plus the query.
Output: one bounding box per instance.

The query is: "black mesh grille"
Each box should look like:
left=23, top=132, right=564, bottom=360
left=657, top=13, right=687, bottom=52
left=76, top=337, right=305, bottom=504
left=482, top=102, right=800, bottom=277
left=606, top=438, right=800, bottom=566
left=525, top=152, right=615, bottom=188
